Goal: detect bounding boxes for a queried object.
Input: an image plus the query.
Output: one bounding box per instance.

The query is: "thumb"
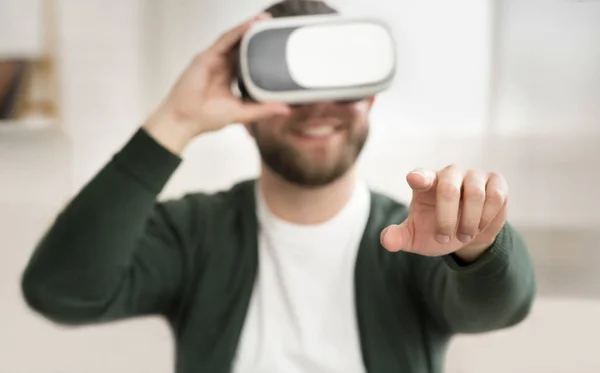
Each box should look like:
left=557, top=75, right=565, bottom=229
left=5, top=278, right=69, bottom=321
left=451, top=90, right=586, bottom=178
left=380, top=222, right=412, bottom=253
left=235, top=102, right=291, bottom=123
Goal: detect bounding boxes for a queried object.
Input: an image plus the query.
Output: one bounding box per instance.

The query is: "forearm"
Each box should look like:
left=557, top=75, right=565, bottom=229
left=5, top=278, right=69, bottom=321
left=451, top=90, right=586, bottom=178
left=21, top=129, right=181, bottom=318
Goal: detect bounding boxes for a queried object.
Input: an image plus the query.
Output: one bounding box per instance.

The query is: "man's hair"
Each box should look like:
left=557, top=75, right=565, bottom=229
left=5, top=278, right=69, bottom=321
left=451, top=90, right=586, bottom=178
left=237, top=0, right=339, bottom=100
left=263, top=0, right=338, bottom=18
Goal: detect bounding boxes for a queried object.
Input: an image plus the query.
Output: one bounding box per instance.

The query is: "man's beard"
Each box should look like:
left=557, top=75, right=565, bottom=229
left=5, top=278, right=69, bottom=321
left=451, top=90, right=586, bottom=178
left=252, top=122, right=369, bottom=187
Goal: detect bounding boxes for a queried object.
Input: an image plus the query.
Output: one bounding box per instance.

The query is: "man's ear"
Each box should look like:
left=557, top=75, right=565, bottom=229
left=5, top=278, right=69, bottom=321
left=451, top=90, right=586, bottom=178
left=367, top=96, right=376, bottom=107
left=357, top=96, right=376, bottom=113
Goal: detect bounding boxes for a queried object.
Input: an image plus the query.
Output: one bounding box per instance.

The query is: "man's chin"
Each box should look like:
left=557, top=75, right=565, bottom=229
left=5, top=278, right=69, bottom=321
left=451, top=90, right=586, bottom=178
left=257, top=140, right=362, bottom=188
left=272, top=162, right=353, bottom=188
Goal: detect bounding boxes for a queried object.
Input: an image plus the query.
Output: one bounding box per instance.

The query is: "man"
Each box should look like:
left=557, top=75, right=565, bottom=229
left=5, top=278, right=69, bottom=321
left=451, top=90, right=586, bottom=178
left=20, top=1, right=536, bottom=373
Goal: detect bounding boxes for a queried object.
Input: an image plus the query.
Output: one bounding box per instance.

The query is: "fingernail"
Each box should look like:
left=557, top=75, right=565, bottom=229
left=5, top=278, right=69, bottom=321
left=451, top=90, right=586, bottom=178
left=436, top=234, right=450, bottom=243
left=458, top=234, right=472, bottom=242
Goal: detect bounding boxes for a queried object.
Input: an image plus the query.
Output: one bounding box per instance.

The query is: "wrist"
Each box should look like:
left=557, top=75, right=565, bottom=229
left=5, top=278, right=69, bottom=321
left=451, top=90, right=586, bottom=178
left=454, top=241, right=493, bottom=263
left=142, top=107, right=199, bottom=155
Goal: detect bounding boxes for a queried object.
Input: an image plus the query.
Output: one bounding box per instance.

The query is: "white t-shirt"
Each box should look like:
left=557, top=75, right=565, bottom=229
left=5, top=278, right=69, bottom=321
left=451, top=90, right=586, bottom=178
left=232, top=181, right=371, bottom=373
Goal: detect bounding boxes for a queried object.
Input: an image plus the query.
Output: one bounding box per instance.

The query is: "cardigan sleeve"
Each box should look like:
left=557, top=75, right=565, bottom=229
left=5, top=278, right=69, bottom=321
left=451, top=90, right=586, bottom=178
left=21, top=128, right=196, bottom=324
left=408, top=222, right=537, bottom=333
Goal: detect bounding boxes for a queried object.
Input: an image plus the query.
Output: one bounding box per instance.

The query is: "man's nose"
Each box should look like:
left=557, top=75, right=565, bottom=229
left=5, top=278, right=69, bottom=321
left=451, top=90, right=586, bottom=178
left=292, top=101, right=336, bottom=115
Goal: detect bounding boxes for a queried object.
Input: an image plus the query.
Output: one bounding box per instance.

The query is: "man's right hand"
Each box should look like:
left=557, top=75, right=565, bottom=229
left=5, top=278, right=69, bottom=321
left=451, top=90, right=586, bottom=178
left=143, top=13, right=291, bottom=155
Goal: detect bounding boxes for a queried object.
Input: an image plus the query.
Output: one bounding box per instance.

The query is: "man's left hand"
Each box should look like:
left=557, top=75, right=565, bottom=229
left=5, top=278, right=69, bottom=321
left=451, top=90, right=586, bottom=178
left=380, top=164, right=508, bottom=263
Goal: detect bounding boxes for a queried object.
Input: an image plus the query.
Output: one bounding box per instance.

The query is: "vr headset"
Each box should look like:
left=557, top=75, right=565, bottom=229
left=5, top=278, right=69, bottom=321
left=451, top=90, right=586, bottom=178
left=237, top=14, right=396, bottom=104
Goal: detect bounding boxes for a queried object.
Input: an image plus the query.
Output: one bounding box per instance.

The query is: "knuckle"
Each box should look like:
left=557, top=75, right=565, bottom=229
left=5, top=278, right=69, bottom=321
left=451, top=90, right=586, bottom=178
left=437, top=182, right=460, bottom=200
left=490, top=171, right=509, bottom=189
left=486, top=189, right=506, bottom=205
left=459, top=218, right=479, bottom=232
left=437, top=218, right=456, bottom=232
left=464, top=186, right=486, bottom=202
left=192, top=53, right=206, bottom=65
left=466, top=168, right=485, bottom=180
left=444, top=163, right=460, bottom=171
left=193, top=53, right=217, bottom=69
left=489, top=171, right=504, bottom=180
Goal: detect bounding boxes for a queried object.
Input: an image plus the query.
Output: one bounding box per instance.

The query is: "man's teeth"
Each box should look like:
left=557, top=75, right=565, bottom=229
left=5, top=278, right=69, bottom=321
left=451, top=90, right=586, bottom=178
left=300, top=126, right=336, bottom=136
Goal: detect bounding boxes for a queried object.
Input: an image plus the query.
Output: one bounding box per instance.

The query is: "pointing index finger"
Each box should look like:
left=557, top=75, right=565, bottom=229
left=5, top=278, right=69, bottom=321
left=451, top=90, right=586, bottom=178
left=435, top=166, right=464, bottom=242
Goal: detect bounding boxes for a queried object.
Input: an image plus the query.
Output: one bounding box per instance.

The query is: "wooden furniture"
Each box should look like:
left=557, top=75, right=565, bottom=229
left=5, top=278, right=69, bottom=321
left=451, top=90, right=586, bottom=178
left=0, top=0, right=60, bottom=129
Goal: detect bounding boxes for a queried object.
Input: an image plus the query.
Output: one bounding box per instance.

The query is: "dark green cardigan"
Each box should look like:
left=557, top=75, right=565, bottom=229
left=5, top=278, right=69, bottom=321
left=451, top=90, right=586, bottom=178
left=21, top=128, right=536, bottom=373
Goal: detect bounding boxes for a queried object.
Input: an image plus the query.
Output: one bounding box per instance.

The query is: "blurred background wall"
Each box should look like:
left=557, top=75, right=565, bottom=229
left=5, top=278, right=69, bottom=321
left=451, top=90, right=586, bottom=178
left=1, top=0, right=599, bottom=372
